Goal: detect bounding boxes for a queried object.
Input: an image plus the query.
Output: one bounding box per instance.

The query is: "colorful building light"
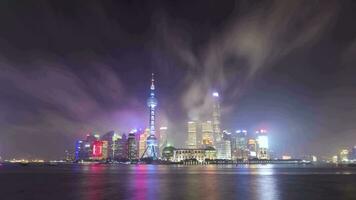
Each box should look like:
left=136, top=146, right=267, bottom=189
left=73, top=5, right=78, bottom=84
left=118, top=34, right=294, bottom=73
left=92, top=141, right=103, bottom=157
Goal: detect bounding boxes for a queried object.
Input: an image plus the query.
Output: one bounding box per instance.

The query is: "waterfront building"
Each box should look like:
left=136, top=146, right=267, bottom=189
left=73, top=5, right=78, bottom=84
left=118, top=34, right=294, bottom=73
left=187, top=121, right=198, bottom=149
left=90, top=140, right=106, bottom=160
left=201, top=121, right=214, bottom=146
left=230, top=130, right=249, bottom=160
left=118, top=134, right=128, bottom=159
left=127, top=132, right=138, bottom=160
left=205, top=146, right=217, bottom=160
left=352, top=146, right=356, bottom=160
left=332, top=155, right=338, bottom=164
left=247, top=139, right=258, bottom=159
left=216, top=140, right=232, bottom=160
left=339, top=149, right=349, bottom=163
left=102, top=131, right=123, bottom=161
left=75, top=140, right=87, bottom=161
left=212, top=92, right=222, bottom=143
left=75, top=133, right=100, bottom=161
left=101, top=141, right=109, bottom=160
left=256, top=129, right=269, bottom=159
left=161, top=146, right=175, bottom=161
left=145, top=73, right=158, bottom=159
left=301, top=155, right=318, bottom=162
left=172, top=147, right=217, bottom=162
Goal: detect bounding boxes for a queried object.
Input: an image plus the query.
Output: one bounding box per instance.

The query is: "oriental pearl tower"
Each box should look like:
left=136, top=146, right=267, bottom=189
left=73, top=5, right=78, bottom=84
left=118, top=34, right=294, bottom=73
left=145, top=73, right=158, bottom=159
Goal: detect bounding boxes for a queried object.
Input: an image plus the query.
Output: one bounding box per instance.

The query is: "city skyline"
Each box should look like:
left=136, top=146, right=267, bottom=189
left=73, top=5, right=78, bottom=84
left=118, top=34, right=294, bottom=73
left=0, top=0, right=356, bottom=160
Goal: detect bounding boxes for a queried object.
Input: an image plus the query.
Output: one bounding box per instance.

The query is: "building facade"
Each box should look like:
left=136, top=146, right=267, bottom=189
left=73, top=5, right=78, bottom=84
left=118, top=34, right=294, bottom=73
left=187, top=121, right=198, bottom=149
left=212, top=92, right=222, bottom=143
left=216, top=140, right=232, bottom=160
left=172, top=147, right=217, bottom=162
left=127, top=132, right=138, bottom=160
left=201, top=121, right=214, bottom=146
left=247, top=139, right=258, bottom=159
left=256, top=130, right=269, bottom=159
left=139, top=129, right=149, bottom=158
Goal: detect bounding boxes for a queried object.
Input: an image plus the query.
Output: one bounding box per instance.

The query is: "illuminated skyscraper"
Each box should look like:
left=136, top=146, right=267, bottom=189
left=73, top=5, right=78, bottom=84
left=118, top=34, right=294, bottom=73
left=128, top=132, right=138, bottom=160
left=187, top=121, right=198, bottom=148
left=256, top=129, right=269, bottom=159
left=145, top=73, right=158, bottom=159
left=339, top=149, right=350, bottom=163
left=216, top=140, right=231, bottom=160
left=102, top=131, right=122, bottom=161
left=139, top=128, right=149, bottom=158
left=75, top=140, right=86, bottom=161
left=212, top=92, right=222, bottom=143
left=201, top=121, right=214, bottom=146
left=247, top=139, right=257, bottom=159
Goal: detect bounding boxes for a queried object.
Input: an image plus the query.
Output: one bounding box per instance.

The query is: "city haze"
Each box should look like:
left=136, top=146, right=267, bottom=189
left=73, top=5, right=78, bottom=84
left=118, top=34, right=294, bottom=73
left=0, top=0, right=356, bottom=159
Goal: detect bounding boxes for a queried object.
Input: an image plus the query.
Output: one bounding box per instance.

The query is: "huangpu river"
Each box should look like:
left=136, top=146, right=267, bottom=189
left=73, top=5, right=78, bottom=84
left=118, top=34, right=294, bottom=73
left=1, top=163, right=356, bottom=200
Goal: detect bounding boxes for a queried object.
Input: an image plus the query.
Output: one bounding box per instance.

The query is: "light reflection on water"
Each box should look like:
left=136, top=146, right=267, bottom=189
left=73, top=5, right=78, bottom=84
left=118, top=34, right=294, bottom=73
left=254, top=168, right=279, bottom=200
left=130, top=165, right=157, bottom=200
left=2, top=164, right=356, bottom=200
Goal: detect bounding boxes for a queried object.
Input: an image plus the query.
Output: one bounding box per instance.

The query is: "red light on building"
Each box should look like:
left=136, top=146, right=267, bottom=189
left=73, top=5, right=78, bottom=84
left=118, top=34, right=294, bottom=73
left=92, top=141, right=103, bottom=157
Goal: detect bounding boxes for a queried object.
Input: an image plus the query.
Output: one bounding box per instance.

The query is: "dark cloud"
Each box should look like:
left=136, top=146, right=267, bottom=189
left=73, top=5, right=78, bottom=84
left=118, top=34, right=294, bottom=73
left=0, top=0, right=355, bottom=159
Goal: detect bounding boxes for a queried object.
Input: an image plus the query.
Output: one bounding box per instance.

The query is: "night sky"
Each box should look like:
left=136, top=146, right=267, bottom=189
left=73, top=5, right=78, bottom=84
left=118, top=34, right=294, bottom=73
left=0, top=0, right=356, bottom=159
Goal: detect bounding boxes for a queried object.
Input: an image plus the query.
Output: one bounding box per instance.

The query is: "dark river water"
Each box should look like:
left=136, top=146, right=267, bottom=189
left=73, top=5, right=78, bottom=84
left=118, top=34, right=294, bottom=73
left=1, top=163, right=356, bottom=200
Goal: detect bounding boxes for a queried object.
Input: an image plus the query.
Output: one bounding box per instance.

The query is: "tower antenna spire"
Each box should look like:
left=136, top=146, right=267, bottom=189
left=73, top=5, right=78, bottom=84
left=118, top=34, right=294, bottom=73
left=151, top=73, right=155, bottom=91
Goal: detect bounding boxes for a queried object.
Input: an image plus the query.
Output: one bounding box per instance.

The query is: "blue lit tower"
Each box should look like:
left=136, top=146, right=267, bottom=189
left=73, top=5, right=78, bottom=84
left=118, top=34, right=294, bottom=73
left=145, top=73, right=158, bottom=159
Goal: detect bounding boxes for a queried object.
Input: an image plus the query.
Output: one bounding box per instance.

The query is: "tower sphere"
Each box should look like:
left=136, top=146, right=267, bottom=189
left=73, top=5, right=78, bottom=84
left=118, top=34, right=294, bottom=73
left=147, top=96, right=158, bottom=107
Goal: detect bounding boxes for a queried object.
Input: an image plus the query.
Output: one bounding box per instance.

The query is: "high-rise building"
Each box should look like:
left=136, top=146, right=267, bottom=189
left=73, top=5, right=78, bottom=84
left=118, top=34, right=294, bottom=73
left=332, top=155, right=338, bottom=164
left=91, top=140, right=104, bottom=160
left=139, top=128, right=149, bottom=158
left=159, top=126, right=168, bottom=157
left=118, top=134, right=128, bottom=160
left=352, top=146, right=356, bottom=160
left=80, top=133, right=100, bottom=161
left=216, top=140, right=232, bottom=160
left=128, top=132, right=138, bottom=160
left=187, top=121, right=198, bottom=149
left=201, top=121, right=214, bottom=146
left=230, top=130, right=248, bottom=160
left=247, top=139, right=257, bottom=159
left=256, top=129, right=269, bottom=159
left=146, top=73, right=158, bottom=159
left=75, top=132, right=127, bottom=161
left=101, top=141, right=109, bottom=160
left=212, top=92, right=222, bottom=143
left=75, top=140, right=87, bottom=161
left=102, top=131, right=123, bottom=161
left=339, top=149, right=349, bottom=163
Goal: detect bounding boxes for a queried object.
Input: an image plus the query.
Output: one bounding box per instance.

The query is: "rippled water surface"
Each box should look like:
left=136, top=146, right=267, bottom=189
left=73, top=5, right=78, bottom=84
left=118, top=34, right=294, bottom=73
left=1, top=164, right=356, bottom=200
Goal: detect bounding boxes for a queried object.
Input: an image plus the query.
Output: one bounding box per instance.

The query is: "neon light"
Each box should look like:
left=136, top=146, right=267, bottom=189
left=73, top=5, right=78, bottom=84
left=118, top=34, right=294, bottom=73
left=92, top=141, right=103, bottom=157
